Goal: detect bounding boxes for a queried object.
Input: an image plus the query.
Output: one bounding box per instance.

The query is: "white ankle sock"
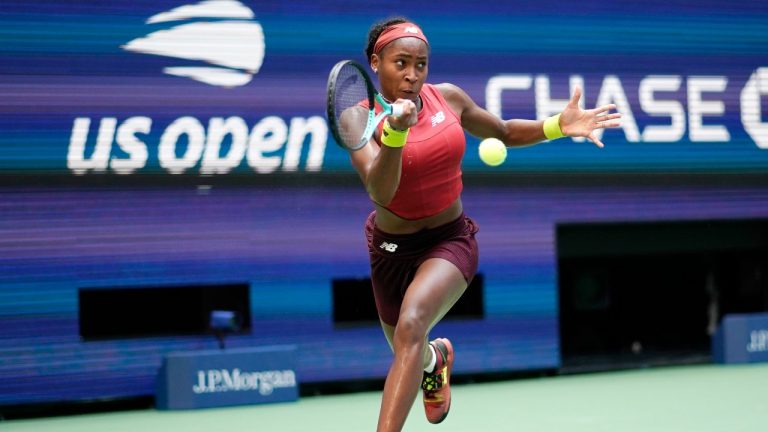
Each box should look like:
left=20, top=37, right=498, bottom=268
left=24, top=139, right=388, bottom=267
left=424, top=344, right=437, bottom=373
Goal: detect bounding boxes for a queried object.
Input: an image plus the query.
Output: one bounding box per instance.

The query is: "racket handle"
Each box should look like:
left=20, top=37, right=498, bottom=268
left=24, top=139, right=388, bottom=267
left=390, top=103, right=404, bottom=117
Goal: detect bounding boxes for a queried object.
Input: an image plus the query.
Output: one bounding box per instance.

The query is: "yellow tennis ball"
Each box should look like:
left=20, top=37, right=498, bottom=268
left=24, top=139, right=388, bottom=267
left=478, top=138, right=507, bottom=166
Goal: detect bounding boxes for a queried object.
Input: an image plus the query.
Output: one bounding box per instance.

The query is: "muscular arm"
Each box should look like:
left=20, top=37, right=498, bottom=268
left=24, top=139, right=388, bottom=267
left=438, top=83, right=620, bottom=148
left=348, top=99, right=418, bottom=206
left=437, top=83, right=546, bottom=147
left=350, top=140, right=403, bottom=206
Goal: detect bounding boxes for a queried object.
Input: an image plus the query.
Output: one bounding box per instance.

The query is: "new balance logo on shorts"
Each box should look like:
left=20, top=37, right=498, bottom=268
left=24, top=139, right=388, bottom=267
left=379, top=241, right=398, bottom=253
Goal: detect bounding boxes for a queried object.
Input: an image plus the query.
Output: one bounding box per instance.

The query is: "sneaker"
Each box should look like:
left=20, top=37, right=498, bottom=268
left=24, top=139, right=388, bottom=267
left=421, top=338, right=454, bottom=424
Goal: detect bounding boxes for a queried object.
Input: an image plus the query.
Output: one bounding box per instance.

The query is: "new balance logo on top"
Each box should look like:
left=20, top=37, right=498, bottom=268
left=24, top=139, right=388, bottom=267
left=379, top=241, right=398, bottom=253
left=431, top=111, right=445, bottom=127
left=404, top=26, right=419, bottom=34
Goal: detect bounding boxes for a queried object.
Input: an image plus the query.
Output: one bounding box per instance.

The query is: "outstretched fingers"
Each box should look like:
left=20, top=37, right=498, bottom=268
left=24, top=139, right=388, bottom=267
left=596, top=120, right=621, bottom=129
left=587, top=132, right=605, bottom=148
left=595, top=112, right=621, bottom=129
left=592, top=103, right=617, bottom=115
left=597, top=112, right=622, bottom=121
left=569, top=86, right=583, bottom=107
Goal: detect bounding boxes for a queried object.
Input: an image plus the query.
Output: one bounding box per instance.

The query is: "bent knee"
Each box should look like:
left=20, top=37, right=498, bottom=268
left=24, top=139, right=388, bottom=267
left=393, top=308, right=430, bottom=345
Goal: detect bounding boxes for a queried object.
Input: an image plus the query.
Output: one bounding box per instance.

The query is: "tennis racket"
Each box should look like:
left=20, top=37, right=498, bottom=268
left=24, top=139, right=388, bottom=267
left=326, top=60, right=404, bottom=151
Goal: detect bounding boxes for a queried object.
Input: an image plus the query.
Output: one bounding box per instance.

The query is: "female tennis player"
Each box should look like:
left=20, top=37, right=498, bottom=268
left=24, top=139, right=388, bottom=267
left=352, top=17, right=620, bottom=432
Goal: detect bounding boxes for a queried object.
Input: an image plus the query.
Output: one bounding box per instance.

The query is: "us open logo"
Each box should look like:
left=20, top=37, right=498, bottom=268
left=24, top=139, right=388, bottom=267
left=68, top=1, right=328, bottom=177
left=122, top=0, right=265, bottom=88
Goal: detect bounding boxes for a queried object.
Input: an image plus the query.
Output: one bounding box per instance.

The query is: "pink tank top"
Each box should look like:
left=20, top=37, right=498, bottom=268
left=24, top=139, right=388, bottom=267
left=377, top=84, right=465, bottom=219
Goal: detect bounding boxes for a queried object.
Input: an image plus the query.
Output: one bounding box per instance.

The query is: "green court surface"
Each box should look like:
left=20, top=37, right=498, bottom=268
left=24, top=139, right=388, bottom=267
left=4, top=363, right=766, bottom=432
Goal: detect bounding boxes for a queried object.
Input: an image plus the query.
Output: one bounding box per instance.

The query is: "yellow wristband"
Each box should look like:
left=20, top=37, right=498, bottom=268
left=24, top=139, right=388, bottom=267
left=381, top=120, right=409, bottom=148
left=543, top=113, right=565, bottom=140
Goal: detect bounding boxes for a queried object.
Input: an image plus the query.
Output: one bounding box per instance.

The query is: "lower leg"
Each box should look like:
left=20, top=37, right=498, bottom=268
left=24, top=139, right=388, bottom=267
left=376, top=330, right=431, bottom=432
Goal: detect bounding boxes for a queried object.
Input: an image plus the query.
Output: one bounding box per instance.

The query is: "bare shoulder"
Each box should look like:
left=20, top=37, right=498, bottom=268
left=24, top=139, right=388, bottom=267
left=433, top=83, right=474, bottom=116
left=434, top=82, right=468, bottom=101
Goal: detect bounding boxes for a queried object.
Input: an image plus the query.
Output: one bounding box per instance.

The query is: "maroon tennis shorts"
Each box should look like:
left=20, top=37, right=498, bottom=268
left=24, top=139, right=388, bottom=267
left=364, top=211, right=479, bottom=326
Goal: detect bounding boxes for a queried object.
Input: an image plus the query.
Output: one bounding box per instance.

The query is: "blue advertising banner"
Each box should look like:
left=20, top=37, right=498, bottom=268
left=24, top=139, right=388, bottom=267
left=1, top=1, right=767, bottom=176
left=1, top=0, right=768, bottom=408
left=156, top=346, right=298, bottom=410
left=713, top=313, right=768, bottom=364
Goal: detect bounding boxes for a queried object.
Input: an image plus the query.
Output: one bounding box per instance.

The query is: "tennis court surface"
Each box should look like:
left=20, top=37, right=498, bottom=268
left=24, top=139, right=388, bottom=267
left=4, top=363, right=766, bottom=431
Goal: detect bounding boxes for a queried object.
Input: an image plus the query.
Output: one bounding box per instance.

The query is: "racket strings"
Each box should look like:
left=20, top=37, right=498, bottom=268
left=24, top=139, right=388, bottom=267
left=332, top=64, right=370, bottom=148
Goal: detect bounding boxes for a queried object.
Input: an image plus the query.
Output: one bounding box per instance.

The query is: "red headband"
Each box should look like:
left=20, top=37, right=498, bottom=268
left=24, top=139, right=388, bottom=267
left=373, top=22, right=429, bottom=55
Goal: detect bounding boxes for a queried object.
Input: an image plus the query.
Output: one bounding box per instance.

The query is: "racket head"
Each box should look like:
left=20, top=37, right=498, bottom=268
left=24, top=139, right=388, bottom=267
left=326, top=60, right=377, bottom=151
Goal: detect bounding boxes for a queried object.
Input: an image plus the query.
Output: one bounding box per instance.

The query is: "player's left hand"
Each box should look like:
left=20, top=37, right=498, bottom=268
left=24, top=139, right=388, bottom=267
left=559, top=86, right=621, bottom=148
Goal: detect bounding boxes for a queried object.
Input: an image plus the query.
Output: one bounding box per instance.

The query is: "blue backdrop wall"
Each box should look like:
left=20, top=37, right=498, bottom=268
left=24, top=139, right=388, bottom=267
left=1, top=0, right=767, bottom=405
